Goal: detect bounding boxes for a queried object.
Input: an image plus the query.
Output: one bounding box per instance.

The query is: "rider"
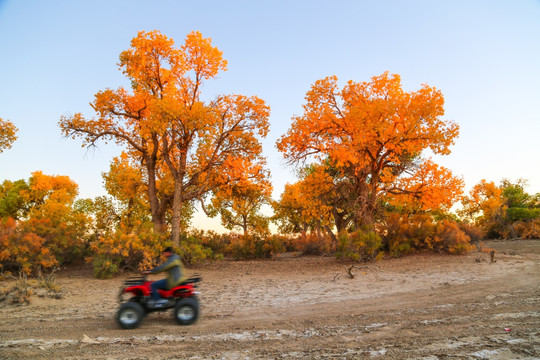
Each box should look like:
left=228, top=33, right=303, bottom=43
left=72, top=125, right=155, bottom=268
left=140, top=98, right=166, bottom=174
left=144, top=246, right=186, bottom=308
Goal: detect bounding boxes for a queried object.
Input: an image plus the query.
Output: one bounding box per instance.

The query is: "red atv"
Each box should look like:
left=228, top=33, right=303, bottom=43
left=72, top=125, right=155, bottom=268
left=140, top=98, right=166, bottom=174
left=116, top=275, right=201, bottom=329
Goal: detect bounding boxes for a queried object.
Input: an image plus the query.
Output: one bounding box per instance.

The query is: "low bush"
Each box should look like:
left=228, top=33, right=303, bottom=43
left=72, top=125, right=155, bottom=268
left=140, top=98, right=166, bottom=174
left=513, top=219, right=540, bottom=239
left=178, top=231, right=222, bottom=264
left=294, top=233, right=332, bottom=255
left=381, top=214, right=474, bottom=257
left=336, top=228, right=382, bottom=261
left=89, top=228, right=224, bottom=278
left=263, top=234, right=289, bottom=256
left=0, top=270, right=62, bottom=306
left=0, top=273, right=33, bottom=305
left=223, top=233, right=280, bottom=260
left=383, top=214, right=414, bottom=257
left=458, top=222, right=485, bottom=242
left=433, top=220, right=475, bottom=255
left=88, top=225, right=167, bottom=278
left=196, top=230, right=229, bottom=255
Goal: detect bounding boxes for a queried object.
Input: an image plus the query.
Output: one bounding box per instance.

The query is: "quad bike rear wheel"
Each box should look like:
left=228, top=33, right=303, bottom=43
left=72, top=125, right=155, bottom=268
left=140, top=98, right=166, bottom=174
left=174, top=297, right=199, bottom=325
left=116, top=302, right=145, bottom=329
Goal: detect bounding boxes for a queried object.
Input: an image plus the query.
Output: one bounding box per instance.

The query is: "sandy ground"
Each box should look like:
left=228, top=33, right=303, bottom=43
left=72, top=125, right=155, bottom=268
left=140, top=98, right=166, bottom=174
left=0, top=239, right=539, bottom=359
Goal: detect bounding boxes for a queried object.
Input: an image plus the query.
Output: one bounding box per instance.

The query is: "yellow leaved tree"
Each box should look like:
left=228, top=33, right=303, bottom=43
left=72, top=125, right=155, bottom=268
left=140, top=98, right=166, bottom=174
left=277, top=72, right=463, bottom=230
left=0, top=118, right=18, bottom=154
left=60, top=30, right=270, bottom=245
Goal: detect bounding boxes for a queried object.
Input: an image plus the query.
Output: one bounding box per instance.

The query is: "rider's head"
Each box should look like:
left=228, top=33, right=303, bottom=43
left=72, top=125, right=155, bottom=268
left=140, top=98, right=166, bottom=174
left=163, top=246, right=174, bottom=256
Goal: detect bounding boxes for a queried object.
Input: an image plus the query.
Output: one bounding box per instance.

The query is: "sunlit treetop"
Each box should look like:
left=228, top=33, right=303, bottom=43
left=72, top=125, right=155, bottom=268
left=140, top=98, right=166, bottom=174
left=278, top=72, right=459, bottom=172
left=0, top=118, right=18, bottom=154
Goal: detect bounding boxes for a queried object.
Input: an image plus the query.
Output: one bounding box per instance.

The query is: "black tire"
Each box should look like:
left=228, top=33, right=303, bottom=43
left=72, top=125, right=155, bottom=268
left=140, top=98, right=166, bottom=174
left=128, top=296, right=141, bottom=304
left=174, top=297, right=199, bottom=325
left=116, top=302, right=145, bottom=329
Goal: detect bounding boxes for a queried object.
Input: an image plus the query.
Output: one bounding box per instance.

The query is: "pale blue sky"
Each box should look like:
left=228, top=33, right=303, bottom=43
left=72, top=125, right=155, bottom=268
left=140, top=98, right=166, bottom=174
left=1, top=1, right=539, bottom=230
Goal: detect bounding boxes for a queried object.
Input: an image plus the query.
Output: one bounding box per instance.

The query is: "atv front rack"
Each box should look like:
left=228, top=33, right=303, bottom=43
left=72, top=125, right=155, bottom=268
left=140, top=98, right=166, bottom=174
left=122, top=275, right=201, bottom=288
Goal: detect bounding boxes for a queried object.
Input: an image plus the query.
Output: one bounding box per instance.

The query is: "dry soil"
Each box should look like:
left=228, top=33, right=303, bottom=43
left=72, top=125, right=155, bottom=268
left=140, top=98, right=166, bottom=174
left=0, top=239, right=539, bottom=359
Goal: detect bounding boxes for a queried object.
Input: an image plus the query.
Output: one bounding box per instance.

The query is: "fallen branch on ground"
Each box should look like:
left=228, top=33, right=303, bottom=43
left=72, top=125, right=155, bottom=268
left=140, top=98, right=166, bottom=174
left=347, top=265, right=368, bottom=278
left=346, top=265, right=382, bottom=278
left=215, top=307, right=236, bottom=317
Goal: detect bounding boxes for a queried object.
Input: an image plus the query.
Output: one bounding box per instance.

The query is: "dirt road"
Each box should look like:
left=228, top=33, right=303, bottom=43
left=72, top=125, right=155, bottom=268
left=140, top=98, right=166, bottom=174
left=1, top=240, right=539, bottom=359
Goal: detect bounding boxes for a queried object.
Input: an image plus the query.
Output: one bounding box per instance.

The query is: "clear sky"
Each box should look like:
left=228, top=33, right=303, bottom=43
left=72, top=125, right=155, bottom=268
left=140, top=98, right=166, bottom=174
left=1, top=0, right=539, bottom=231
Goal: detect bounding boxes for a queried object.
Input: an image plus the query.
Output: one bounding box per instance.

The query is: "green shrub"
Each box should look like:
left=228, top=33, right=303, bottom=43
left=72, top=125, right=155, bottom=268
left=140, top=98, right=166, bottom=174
left=506, top=207, right=540, bottom=222
left=178, top=232, right=219, bottom=265
left=336, top=228, right=382, bottom=261
left=382, top=213, right=423, bottom=257
left=91, top=256, right=120, bottom=279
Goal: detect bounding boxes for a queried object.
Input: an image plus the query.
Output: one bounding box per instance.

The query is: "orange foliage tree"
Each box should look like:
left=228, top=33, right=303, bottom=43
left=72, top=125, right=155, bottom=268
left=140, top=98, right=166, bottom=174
left=0, top=117, right=18, bottom=154
left=460, top=179, right=505, bottom=226
left=60, top=30, right=270, bottom=245
left=21, top=171, right=88, bottom=264
left=272, top=182, right=310, bottom=234
left=385, top=159, right=464, bottom=213
left=209, top=174, right=272, bottom=236
left=460, top=179, right=540, bottom=238
left=272, top=164, right=336, bottom=236
left=277, top=72, right=463, bottom=229
left=102, top=153, right=160, bottom=229
left=0, top=217, right=58, bottom=275
left=0, top=172, right=89, bottom=274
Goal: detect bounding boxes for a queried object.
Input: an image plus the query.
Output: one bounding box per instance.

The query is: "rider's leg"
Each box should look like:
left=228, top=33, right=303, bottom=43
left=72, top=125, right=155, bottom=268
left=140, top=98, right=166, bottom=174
left=151, top=279, right=168, bottom=301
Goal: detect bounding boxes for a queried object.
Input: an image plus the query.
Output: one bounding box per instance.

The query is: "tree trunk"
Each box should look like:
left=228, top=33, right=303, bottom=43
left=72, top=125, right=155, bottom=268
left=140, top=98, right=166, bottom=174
left=324, top=225, right=338, bottom=248
left=154, top=211, right=168, bottom=233
left=242, top=215, right=248, bottom=236
left=171, top=178, right=184, bottom=247
left=332, top=208, right=352, bottom=234
left=144, top=152, right=169, bottom=234
left=353, top=182, right=375, bottom=230
left=353, top=200, right=376, bottom=231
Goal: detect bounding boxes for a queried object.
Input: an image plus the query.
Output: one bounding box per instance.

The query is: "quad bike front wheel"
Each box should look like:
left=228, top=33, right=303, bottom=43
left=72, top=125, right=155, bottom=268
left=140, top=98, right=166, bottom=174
left=116, top=302, right=145, bottom=329
left=174, top=297, right=199, bottom=325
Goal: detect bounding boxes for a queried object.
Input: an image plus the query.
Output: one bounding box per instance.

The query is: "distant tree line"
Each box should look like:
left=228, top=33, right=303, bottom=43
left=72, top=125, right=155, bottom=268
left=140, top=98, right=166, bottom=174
left=1, top=31, right=538, bottom=278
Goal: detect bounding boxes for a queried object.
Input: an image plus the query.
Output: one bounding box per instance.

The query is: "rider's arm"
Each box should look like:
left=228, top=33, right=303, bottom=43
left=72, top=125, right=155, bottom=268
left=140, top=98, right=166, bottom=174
left=150, top=256, right=178, bottom=274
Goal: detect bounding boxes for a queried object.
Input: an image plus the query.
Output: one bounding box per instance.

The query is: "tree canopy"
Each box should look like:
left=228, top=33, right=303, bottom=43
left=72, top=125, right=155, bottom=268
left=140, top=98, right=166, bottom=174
left=277, top=72, right=463, bottom=229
